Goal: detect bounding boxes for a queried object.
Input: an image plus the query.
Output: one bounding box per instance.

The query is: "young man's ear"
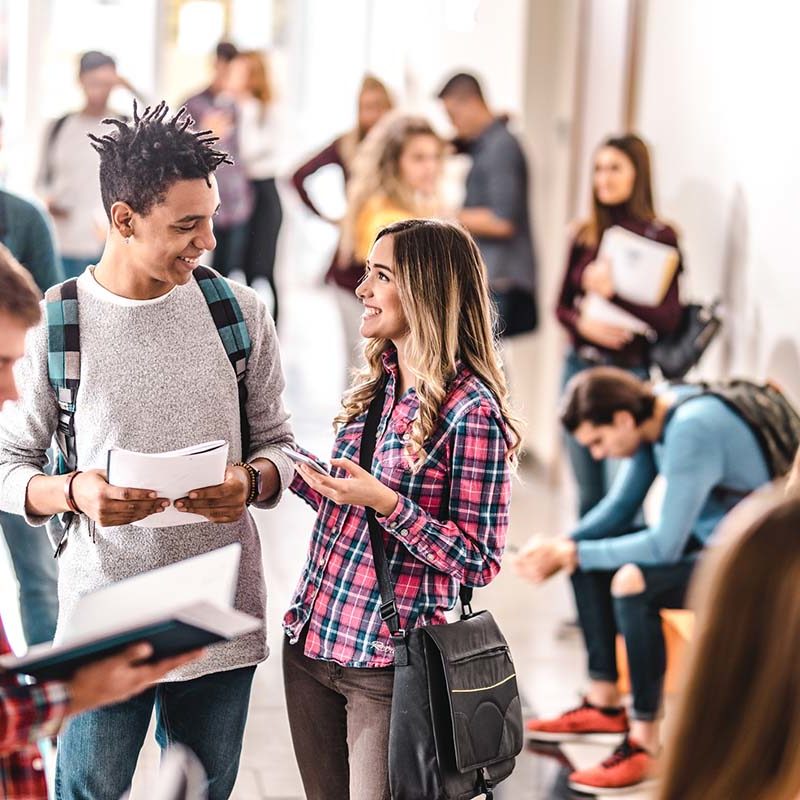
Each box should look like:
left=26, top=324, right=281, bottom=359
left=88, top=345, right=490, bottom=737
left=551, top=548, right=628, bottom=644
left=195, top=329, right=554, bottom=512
left=612, top=409, right=636, bottom=431
left=109, top=201, right=136, bottom=240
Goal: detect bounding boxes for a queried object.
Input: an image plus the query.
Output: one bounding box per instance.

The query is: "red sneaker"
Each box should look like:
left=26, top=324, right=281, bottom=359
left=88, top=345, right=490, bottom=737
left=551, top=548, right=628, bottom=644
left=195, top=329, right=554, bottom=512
left=525, top=698, right=629, bottom=744
left=568, top=736, right=658, bottom=795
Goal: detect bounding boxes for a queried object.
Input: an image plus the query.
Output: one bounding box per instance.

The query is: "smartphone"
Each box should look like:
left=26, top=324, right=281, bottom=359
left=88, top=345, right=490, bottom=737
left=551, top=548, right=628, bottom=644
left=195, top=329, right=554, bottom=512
left=280, top=446, right=330, bottom=476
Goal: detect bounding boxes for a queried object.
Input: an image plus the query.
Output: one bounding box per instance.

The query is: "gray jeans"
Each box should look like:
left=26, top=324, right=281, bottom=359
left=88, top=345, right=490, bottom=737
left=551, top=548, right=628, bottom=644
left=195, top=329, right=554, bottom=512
left=282, top=632, right=393, bottom=800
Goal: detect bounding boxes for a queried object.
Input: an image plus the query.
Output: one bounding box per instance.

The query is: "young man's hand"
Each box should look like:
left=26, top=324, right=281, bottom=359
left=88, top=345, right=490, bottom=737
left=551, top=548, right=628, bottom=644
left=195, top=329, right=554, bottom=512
left=174, top=465, right=250, bottom=523
left=71, top=469, right=169, bottom=526
left=67, top=643, right=203, bottom=715
left=512, top=537, right=578, bottom=583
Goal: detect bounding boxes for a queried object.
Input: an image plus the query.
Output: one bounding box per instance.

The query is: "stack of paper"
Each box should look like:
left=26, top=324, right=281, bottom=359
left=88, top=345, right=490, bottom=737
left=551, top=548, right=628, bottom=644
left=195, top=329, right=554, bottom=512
left=106, top=440, right=229, bottom=528
left=599, top=225, right=680, bottom=306
left=0, top=544, right=260, bottom=680
left=581, top=293, right=653, bottom=336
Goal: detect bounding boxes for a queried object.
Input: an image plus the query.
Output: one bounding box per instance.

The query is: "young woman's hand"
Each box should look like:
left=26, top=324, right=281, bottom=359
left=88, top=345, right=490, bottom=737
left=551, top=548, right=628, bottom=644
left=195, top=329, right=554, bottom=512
left=581, top=258, right=615, bottom=298
left=575, top=314, right=633, bottom=350
left=295, top=458, right=399, bottom=516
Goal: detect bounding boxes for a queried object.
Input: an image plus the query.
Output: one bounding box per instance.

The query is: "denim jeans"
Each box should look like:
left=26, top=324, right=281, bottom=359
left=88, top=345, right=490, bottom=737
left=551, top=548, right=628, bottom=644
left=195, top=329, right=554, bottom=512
left=283, top=632, right=393, bottom=800
left=561, top=349, right=649, bottom=517
left=55, top=665, right=255, bottom=800
left=570, top=554, right=698, bottom=720
left=0, top=511, right=58, bottom=645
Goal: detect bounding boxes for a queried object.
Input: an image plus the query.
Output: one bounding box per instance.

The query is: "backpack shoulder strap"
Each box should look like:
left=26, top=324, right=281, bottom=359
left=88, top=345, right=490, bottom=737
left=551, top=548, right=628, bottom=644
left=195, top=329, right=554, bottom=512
left=193, top=266, right=252, bottom=457
left=44, top=278, right=80, bottom=475
left=43, top=114, right=71, bottom=186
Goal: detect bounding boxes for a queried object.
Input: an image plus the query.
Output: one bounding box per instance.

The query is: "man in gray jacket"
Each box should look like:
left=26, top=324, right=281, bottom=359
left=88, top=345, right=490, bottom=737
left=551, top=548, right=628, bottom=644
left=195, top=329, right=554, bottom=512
left=0, top=101, right=295, bottom=800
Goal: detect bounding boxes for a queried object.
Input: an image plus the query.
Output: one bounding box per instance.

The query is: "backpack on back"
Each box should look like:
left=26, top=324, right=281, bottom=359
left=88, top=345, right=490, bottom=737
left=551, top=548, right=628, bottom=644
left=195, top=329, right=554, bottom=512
left=43, top=265, right=251, bottom=555
left=679, top=380, right=800, bottom=479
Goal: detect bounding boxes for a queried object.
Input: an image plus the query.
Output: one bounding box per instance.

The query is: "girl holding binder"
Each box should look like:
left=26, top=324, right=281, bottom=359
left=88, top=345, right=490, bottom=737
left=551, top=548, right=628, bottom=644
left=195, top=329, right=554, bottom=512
left=555, top=133, right=684, bottom=518
left=282, top=219, right=521, bottom=800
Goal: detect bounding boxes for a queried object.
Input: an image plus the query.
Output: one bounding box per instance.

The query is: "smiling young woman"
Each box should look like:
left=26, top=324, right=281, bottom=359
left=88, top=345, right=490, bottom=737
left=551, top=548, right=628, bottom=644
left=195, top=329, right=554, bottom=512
left=282, top=218, right=522, bottom=800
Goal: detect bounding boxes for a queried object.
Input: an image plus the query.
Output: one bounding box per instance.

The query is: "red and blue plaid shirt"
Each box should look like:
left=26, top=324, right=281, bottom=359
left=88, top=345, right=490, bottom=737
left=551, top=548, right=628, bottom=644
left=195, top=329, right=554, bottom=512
left=283, top=350, right=512, bottom=667
left=0, top=617, right=69, bottom=799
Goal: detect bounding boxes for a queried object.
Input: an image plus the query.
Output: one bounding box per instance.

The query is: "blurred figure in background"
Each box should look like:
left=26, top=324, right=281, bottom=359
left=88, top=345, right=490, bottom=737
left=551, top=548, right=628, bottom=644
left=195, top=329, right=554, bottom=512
left=658, top=493, right=800, bottom=800
left=36, top=50, right=139, bottom=279
left=184, top=41, right=254, bottom=280
left=1, top=115, right=62, bottom=647
left=556, top=134, right=684, bottom=518
left=336, top=113, right=445, bottom=372
left=438, top=72, right=538, bottom=339
left=228, top=50, right=284, bottom=324
left=291, top=76, right=393, bottom=366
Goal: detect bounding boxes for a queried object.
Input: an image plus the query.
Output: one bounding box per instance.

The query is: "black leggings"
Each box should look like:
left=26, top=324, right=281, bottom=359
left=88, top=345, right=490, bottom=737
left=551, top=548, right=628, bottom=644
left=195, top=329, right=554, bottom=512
left=244, top=177, right=283, bottom=324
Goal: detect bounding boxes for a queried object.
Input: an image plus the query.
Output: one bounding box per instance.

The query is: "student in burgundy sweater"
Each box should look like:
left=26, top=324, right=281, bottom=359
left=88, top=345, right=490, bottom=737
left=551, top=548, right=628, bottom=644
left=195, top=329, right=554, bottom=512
left=555, top=134, right=684, bottom=518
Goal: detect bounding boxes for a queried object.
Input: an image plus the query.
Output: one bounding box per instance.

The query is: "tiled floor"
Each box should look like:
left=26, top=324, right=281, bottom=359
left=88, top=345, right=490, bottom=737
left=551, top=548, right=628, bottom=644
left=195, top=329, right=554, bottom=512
left=0, top=273, right=654, bottom=798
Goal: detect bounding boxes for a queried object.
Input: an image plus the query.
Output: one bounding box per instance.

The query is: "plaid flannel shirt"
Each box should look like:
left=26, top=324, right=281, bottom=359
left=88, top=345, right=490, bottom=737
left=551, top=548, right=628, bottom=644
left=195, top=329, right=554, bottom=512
left=283, top=350, right=512, bottom=667
left=0, top=617, right=69, bottom=799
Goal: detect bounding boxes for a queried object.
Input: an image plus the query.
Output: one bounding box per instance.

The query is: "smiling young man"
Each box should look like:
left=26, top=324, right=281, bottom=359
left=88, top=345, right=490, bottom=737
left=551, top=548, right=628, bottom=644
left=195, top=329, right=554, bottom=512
left=0, top=102, right=294, bottom=800
left=516, top=367, right=771, bottom=794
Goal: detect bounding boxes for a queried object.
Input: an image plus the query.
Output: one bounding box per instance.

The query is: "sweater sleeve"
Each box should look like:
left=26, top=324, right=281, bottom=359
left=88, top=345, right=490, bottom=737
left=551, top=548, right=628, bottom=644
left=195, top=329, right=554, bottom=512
left=376, top=401, right=510, bottom=587
left=555, top=240, right=585, bottom=334
left=290, top=140, right=343, bottom=218
left=0, top=315, right=60, bottom=526
left=577, top=421, right=723, bottom=570
left=570, top=447, right=658, bottom=542
left=239, top=294, right=295, bottom=508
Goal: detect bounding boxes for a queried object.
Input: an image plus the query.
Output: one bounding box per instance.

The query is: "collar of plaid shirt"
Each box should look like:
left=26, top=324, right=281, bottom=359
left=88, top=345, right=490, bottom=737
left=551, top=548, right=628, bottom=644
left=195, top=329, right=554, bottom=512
left=283, top=346, right=511, bottom=668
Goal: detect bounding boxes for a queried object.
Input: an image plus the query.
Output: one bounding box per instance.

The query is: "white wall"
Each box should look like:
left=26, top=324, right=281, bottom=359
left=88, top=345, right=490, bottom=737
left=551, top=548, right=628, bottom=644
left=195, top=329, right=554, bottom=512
left=635, top=0, right=800, bottom=402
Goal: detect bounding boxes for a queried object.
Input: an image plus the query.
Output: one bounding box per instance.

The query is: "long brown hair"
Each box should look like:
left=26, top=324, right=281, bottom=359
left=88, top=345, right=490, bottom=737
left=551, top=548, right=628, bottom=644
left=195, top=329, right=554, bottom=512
left=334, top=219, right=523, bottom=468
left=577, top=133, right=657, bottom=248
left=658, top=491, right=800, bottom=800
left=236, top=50, right=273, bottom=108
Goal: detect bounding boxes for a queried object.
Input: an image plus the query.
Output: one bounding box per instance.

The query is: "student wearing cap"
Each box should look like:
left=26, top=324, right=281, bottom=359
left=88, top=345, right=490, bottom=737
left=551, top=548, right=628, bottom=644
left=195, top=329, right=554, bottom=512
left=36, top=50, right=142, bottom=280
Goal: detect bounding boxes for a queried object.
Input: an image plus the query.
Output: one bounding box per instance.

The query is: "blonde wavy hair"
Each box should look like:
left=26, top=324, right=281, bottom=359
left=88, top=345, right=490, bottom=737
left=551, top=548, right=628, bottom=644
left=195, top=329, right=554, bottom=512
left=334, top=219, right=523, bottom=468
left=337, top=74, right=394, bottom=170
left=339, top=113, right=443, bottom=261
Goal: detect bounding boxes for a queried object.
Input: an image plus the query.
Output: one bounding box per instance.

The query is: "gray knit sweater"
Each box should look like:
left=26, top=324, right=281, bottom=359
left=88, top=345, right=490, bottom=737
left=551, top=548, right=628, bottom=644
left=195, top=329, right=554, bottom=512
left=0, top=269, right=295, bottom=680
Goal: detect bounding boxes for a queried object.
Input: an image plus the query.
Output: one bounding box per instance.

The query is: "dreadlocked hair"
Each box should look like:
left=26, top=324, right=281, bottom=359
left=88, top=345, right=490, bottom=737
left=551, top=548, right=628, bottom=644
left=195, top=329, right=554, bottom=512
left=88, top=100, right=233, bottom=219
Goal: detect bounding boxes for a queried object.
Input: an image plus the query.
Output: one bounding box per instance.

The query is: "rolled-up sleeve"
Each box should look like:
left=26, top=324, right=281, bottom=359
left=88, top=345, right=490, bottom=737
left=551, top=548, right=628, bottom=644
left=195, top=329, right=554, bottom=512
left=378, top=401, right=510, bottom=587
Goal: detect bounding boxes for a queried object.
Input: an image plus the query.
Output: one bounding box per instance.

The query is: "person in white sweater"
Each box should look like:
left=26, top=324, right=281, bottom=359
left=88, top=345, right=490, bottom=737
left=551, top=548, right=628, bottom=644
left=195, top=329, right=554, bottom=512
left=0, top=101, right=295, bottom=800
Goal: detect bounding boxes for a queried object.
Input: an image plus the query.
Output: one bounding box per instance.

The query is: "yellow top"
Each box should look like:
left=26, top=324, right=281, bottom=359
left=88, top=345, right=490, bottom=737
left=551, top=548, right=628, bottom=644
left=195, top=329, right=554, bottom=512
left=355, top=195, right=414, bottom=263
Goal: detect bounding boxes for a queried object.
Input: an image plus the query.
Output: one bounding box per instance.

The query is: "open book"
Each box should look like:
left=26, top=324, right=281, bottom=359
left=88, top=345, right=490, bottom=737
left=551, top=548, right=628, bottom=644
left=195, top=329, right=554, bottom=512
left=599, top=225, right=680, bottom=306
left=107, top=440, right=229, bottom=528
left=0, top=544, right=259, bottom=681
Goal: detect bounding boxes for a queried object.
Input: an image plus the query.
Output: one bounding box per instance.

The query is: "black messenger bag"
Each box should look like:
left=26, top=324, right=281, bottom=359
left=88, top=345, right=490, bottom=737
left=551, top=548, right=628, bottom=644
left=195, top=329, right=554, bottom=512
left=360, top=386, right=523, bottom=800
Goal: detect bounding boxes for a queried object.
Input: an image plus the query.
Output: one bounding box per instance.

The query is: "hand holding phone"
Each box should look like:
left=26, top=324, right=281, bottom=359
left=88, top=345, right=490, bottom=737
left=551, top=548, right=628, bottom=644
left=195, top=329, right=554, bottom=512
left=280, top=446, right=330, bottom=476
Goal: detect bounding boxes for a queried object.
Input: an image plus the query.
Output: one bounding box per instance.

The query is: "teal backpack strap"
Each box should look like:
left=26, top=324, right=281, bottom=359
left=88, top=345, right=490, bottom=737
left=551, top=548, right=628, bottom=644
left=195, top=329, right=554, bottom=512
left=44, top=277, right=80, bottom=555
left=193, top=266, right=252, bottom=457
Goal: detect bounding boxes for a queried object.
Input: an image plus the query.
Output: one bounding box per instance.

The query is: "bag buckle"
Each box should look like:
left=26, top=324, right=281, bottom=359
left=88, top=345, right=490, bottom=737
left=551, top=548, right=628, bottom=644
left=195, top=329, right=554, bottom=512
left=461, top=601, right=474, bottom=619
left=380, top=599, right=399, bottom=623
left=477, top=767, right=493, bottom=798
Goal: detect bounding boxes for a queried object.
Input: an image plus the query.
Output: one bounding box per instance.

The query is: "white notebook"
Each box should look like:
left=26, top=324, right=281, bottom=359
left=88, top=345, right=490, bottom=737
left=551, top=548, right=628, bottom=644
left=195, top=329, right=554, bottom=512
left=581, top=293, right=653, bottom=336
left=599, top=225, right=680, bottom=306
left=106, top=440, right=229, bottom=528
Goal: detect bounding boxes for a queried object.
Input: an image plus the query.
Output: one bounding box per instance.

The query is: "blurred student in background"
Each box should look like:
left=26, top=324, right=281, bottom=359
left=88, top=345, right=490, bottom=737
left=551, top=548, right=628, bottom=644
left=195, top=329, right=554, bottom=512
left=555, top=134, right=684, bottom=518
left=659, top=493, right=800, bottom=800
left=335, top=113, right=445, bottom=372
left=228, top=50, right=284, bottom=324
left=438, top=72, right=538, bottom=339
left=291, top=76, right=393, bottom=367
left=184, top=41, right=254, bottom=281
left=36, top=50, right=140, bottom=279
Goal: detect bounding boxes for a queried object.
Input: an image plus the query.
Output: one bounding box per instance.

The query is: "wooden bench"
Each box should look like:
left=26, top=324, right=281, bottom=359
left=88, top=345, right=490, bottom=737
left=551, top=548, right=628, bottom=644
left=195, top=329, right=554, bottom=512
left=616, top=609, right=695, bottom=695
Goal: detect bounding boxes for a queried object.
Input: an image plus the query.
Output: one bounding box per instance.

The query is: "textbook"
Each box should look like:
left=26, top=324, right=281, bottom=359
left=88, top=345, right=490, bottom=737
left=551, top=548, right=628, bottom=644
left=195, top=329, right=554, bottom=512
left=581, top=292, right=653, bottom=336
left=106, top=439, right=229, bottom=528
left=0, top=544, right=259, bottom=681
left=598, top=225, right=680, bottom=306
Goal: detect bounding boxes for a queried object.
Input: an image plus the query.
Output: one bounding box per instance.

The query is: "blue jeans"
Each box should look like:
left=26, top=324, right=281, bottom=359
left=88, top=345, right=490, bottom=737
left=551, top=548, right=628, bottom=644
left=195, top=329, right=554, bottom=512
left=570, top=553, right=698, bottom=720
left=0, top=511, right=58, bottom=645
left=61, top=255, right=100, bottom=280
left=561, top=349, right=649, bottom=517
left=55, top=665, right=256, bottom=800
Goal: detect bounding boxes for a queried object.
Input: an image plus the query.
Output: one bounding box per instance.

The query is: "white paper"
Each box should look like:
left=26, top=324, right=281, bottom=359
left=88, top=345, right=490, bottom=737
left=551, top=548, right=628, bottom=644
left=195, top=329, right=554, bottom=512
left=581, top=293, right=652, bottom=336
left=60, top=544, right=242, bottom=644
left=107, top=440, right=229, bottom=528
left=599, top=225, right=680, bottom=306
